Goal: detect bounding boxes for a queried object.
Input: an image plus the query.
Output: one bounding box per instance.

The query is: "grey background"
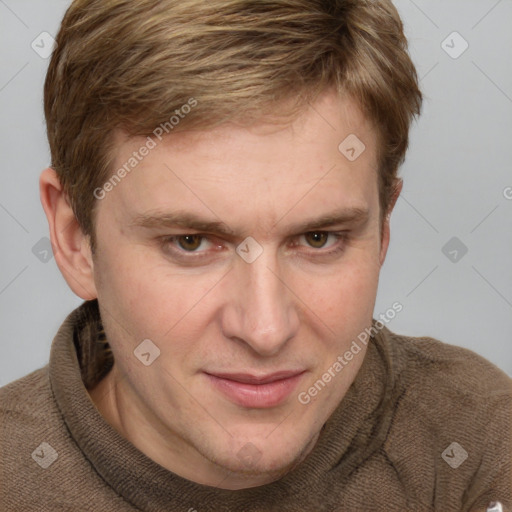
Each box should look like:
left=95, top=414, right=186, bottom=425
left=0, top=0, right=511, bottom=387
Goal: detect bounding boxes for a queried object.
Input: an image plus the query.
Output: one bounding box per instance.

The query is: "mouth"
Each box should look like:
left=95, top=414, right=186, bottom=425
left=204, top=370, right=306, bottom=408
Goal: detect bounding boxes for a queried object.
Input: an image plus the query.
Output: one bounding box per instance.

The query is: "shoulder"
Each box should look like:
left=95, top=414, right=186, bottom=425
left=383, top=327, right=511, bottom=440
left=0, top=366, right=64, bottom=464
left=385, top=328, right=511, bottom=402
left=0, top=367, right=135, bottom=511
left=0, top=366, right=57, bottom=424
left=380, top=328, right=511, bottom=508
left=1, top=368, right=64, bottom=508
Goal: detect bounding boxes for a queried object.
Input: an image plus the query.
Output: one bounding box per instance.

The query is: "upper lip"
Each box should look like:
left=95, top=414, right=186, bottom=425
left=206, top=370, right=305, bottom=385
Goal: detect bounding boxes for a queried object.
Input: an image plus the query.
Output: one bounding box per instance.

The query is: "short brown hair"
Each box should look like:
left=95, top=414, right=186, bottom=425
left=44, top=0, right=422, bottom=249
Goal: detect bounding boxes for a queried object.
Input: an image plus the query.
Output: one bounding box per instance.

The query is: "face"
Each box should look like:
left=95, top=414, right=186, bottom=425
left=86, top=90, right=390, bottom=488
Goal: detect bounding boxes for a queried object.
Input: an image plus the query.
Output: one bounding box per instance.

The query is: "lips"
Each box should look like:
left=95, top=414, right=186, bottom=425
left=205, top=370, right=306, bottom=408
left=210, top=371, right=302, bottom=385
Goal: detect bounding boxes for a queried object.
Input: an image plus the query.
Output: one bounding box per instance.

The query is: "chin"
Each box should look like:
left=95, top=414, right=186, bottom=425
left=210, top=430, right=310, bottom=477
left=212, top=451, right=298, bottom=489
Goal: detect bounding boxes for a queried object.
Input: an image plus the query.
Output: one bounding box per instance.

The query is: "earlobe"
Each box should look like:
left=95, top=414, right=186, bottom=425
left=39, top=168, right=98, bottom=300
left=379, top=178, right=403, bottom=266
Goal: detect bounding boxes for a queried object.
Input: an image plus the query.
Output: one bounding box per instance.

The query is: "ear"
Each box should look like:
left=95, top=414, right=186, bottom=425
left=39, top=168, right=97, bottom=300
left=379, top=178, right=403, bottom=266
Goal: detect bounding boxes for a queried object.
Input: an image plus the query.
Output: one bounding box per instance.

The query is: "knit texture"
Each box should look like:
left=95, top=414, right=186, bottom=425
left=1, top=300, right=510, bottom=511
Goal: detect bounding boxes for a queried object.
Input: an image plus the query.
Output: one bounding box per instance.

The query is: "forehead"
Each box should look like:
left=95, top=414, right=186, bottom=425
left=102, top=91, right=380, bottom=231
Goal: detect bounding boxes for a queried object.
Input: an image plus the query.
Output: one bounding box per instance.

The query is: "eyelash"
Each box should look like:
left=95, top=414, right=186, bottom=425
left=159, top=232, right=349, bottom=262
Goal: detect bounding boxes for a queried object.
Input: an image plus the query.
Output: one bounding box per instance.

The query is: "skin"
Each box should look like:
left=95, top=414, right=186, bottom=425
left=40, top=89, right=402, bottom=490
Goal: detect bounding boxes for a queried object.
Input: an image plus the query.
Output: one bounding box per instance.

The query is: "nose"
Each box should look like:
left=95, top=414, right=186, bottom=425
left=221, top=247, right=300, bottom=357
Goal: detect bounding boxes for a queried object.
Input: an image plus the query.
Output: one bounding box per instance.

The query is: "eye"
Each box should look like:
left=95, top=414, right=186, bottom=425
left=159, top=231, right=348, bottom=265
left=161, top=234, right=218, bottom=257
left=176, top=235, right=205, bottom=251
left=292, top=231, right=349, bottom=260
left=299, top=232, right=340, bottom=250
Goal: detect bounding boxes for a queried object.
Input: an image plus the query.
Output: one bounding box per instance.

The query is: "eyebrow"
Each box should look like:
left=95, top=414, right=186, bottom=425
left=128, top=207, right=370, bottom=237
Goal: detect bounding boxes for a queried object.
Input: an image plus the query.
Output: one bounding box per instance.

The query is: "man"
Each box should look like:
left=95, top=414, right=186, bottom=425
left=1, top=0, right=510, bottom=510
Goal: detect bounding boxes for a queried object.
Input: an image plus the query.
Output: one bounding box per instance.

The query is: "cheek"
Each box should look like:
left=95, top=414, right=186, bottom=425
left=95, top=244, right=222, bottom=344
left=295, top=252, right=380, bottom=321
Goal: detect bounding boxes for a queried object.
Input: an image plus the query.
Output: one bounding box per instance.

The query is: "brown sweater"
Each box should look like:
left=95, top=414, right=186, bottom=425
left=1, top=300, right=510, bottom=511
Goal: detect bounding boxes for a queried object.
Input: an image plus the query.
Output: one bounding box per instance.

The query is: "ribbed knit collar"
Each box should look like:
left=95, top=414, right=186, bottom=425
left=49, top=300, right=400, bottom=511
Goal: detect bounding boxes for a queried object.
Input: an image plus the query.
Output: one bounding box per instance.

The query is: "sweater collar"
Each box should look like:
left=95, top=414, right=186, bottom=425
left=50, top=299, right=399, bottom=511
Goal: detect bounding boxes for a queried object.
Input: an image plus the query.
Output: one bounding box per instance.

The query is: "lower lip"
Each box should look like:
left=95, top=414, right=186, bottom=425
left=206, top=372, right=305, bottom=408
